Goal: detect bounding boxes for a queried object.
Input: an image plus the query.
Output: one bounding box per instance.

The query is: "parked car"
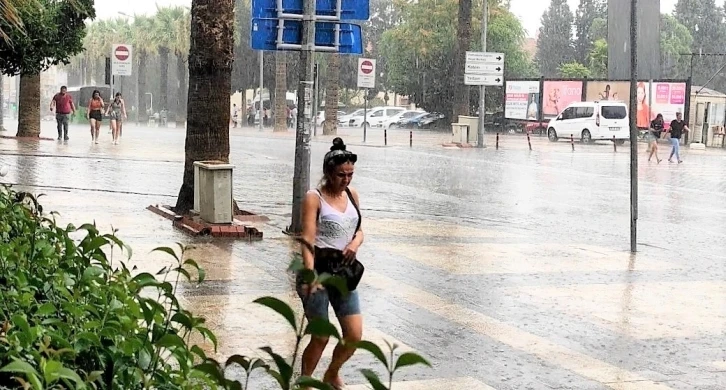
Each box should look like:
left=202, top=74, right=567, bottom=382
left=338, top=109, right=364, bottom=126
left=316, top=110, right=346, bottom=126
left=381, top=110, right=424, bottom=129
left=391, top=112, right=429, bottom=129
left=416, top=112, right=447, bottom=130
left=546, top=101, right=629, bottom=144
left=349, top=106, right=406, bottom=127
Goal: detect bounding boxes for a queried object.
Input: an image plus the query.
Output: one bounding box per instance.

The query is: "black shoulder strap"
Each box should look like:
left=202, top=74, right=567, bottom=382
left=345, top=188, right=362, bottom=234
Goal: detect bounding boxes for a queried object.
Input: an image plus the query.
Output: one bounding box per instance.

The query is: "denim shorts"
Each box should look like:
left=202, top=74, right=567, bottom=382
left=296, top=273, right=361, bottom=321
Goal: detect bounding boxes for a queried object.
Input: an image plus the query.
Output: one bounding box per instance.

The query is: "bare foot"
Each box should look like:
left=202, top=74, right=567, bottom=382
left=323, top=373, right=345, bottom=389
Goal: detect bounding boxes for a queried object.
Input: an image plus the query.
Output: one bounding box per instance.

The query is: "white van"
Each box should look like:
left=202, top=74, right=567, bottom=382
left=546, top=101, right=630, bottom=144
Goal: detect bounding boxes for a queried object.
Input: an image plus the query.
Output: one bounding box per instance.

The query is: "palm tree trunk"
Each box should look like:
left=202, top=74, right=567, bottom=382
left=174, top=0, right=234, bottom=214
left=452, top=0, right=472, bottom=121
left=138, top=51, right=148, bottom=123
left=0, top=75, right=5, bottom=131
left=16, top=73, right=40, bottom=137
left=176, top=54, right=188, bottom=128
left=274, top=51, right=287, bottom=132
left=159, top=46, right=170, bottom=126
left=323, top=53, right=340, bottom=135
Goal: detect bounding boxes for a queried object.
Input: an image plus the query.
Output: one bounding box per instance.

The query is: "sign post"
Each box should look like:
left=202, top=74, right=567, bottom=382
left=357, top=58, right=376, bottom=142
left=252, top=0, right=369, bottom=234
left=111, top=44, right=133, bottom=103
left=464, top=49, right=504, bottom=147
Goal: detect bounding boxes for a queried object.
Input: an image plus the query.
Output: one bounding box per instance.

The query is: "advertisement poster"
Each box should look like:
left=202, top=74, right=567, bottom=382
left=505, top=81, right=540, bottom=120
left=649, top=82, right=686, bottom=129
left=542, top=81, right=583, bottom=118
left=585, top=81, right=630, bottom=104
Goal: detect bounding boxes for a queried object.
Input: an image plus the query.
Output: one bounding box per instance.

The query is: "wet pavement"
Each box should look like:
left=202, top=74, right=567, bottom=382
left=1, top=120, right=726, bottom=389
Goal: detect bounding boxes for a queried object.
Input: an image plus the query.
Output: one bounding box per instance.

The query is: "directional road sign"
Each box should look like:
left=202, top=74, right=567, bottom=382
left=465, top=51, right=504, bottom=64
left=252, top=0, right=369, bottom=20
left=111, top=44, right=133, bottom=76
left=465, top=63, right=503, bottom=75
left=465, top=74, right=503, bottom=86
left=251, top=18, right=363, bottom=54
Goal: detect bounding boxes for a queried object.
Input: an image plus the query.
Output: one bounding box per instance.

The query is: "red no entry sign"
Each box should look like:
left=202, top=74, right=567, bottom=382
left=115, top=45, right=130, bottom=61
left=360, top=60, right=374, bottom=74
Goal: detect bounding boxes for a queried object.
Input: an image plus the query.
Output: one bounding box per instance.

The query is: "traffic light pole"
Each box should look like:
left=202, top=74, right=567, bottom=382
left=289, top=0, right=316, bottom=234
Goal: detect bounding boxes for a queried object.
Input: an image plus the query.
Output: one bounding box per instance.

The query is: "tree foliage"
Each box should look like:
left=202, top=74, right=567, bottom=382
left=535, top=0, right=574, bottom=77
left=559, top=62, right=591, bottom=78
left=574, top=0, right=605, bottom=64
left=660, top=14, right=693, bottom=79
left=674, top=0, right=726, bottom=87
left=0, top=0, right=94, bottom=76
left=380, top=0, right=533, bottom=117
left=587, top=38, right=607, bottom=78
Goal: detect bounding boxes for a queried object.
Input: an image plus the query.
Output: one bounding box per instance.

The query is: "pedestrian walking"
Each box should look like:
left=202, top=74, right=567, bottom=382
left=86, top=90, right=105, bottom=144
left=647, top=113, right=664, bottom=163
left=297, top=137, right=363, bottom=390
left=105, top=93, right=127, bottom=145
left=665, top=112, right=689, bottom=163
left=231, top=104, right=239, bottom=128
left=50, top=86, right=75, bottom=141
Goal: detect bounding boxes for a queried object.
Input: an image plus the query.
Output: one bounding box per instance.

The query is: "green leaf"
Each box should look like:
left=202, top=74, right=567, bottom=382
left=304, top=318, right=341, bottom=340
left=131, top=273, right=160, bottom=289
left=197, top=326, right=218, bottom=351
left=36, top=302, right=56, bottom=316
left=296, top=376, right=334, bottom=389
left=318, top=274, right=349, bottom=296
left=260, top=347, right=292, bottom=388
left=253, top=297, right=297, bottom=332
left=356, top=341, right=388, bottom=368
left=152, top=246, right=180, bottom=261
left=82, top=266, right=104, bottom=281
left=0, top=359, right=40, bottom=377
left=394, top=352, right=431, bottom=371
left=190, top=345, right=207, bottom=361
left=360, top=369, right=388, bottom=390
left=155, top=334, right=185, bottom=350
left=192, top=360, right=225, bottom=384
left=171, top=312, right=193, bottom=330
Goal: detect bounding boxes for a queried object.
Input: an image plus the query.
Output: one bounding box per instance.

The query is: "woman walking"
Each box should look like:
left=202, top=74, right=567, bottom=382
left=666, top=111, right=689, bottom=164
left=298, top=137, right=363, bottom=389
left=105, top=93, right=127, bottom=145
left=647, top=113, right=664, bottom=163
left=86, top=90, right=105, bottom=144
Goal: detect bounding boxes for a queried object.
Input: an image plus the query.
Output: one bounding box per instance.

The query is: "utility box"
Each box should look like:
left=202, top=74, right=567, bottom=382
left=451, top=123, right=470, bottom=144
left=459, top=116, right=479, bottom=144
left=194, top=161, right=235, bottom=224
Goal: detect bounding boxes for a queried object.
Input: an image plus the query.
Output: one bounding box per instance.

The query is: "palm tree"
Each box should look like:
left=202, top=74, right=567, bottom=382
left=170, top=7, right=190, bottom=127
left=274, top=51, right=287, bottom=132
left=130, top=15, right=156, bottom=123
left=153, top=6, right=183, bottom=126
left=173, top=0, right=234, bottom=213
left=323, top=53, right=340, bottom=135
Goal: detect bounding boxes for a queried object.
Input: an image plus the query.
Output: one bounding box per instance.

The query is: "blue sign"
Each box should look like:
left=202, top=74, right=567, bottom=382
left=252, top=0, right=369, bottom=21
left=251, top=18, right=363, bottom=54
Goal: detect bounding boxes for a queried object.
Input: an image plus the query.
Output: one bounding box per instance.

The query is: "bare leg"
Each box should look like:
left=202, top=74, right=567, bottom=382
left=89, top=119, right=96, bottom=141
left=118, top=121, right=123, bottom=138
left=95, top=121, right=101, bottom=143
left=323, top=314, right=363, bottom=388
left=110, top=120, right=118, bottom=143
left=301, top=336, right=329, bottom=377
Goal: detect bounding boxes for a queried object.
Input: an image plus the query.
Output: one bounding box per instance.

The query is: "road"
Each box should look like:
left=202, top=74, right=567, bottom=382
left=1, top=120, right=725, bottom=389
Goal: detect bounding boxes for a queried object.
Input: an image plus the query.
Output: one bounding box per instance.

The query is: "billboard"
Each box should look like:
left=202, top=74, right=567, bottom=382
left=585, top=81, right=630, bottom=103
left=505, top=81, right=540, bottom=120
left=542, top=81, right=583, bottom=118
left=650, top=82, right=686, bottom=129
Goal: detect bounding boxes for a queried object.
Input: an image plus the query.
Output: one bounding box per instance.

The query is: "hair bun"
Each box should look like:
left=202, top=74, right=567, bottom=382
left=330, top=137, right=346, bottom=151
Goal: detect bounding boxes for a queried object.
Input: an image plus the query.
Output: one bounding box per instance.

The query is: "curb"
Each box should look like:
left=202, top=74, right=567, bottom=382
left=147, top=204, right=264, bottom=240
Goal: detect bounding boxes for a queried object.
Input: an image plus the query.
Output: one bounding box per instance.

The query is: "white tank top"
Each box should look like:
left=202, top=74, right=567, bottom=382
left=312, top=190, right=359, bottom=250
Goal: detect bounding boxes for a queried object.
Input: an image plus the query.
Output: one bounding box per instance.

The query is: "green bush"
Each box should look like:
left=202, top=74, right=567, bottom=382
left=0, top=186, right=430, bottom=389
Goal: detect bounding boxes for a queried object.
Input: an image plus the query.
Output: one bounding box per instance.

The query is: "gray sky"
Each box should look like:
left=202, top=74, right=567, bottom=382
left=96, top=0, right=678, bottom=38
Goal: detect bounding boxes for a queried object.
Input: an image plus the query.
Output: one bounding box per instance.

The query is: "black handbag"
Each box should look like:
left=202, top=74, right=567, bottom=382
left=299, top=188, right=365, bottom=292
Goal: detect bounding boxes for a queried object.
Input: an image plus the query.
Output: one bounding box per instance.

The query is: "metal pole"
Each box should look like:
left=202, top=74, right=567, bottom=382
left=313, top=62, right=318, bottom=136
left=477, top=0, right=488, bottom=148
left=258, top=51, right=264, bottom=131
left=289, top=0, right=316, bottom=234
left=629, top=0, right=638, bottom=253
left=363, top=89, right=368, bottom=142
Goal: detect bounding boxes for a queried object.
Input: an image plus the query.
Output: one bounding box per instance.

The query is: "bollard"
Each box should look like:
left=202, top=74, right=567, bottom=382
left=613, top=135, right=617, bottom=152
left=527, top=132, right=532, bottom=151
left=384, top=129, right=388, bottom=146
left=496, top=133, right=499, bottom=150
left=409, top=131, right=412, bottom=147
left=571, top=134, right=575, bottom=151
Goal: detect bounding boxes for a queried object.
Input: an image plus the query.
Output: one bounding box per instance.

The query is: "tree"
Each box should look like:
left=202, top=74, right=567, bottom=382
left=589, top=17, right=607, bottom=42
left=453, top=0, right=472, bottom=120
left=174, top=0, right=234, bottom=213
left=131, top=15, right=157, bottom=123
left=274, top=52, right=287, bottom=132
left=535, top=0, right=574, bottom=77
left=559, top=62, right=591, bottom=78
left=674, top=0, right=726, bottom=87
left=574, top=0, right=605, bottom=64
left=154, top=6, right=182, bottom=126
left=0, top=0, right=95, bottom=137
left=588, top=38, right=607, bottom=78
left=323, top=53, right=340, bottom=135
left=167, top=7, right=190, bottom=127
left=380, top=0, right=533, bottom=118
left=660, top=14, right=693, bottom=79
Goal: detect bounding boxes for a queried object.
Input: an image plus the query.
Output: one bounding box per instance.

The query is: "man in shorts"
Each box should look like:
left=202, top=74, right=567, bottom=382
left=50, top=86, right=75, bottom=141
